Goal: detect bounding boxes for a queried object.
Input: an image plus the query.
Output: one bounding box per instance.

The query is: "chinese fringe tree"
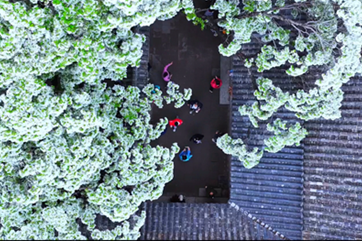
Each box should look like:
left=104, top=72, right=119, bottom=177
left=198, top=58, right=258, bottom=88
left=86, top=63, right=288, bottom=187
left=186, top=0, right=362, bottom=168
left=0, top=0, right=192, bottom=239
left=1, top=0, right=362, bottom=238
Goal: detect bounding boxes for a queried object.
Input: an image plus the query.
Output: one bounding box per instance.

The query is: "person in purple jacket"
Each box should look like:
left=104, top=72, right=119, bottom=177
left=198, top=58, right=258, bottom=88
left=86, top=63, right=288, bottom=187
left=163, top=61, right=173, bottom=82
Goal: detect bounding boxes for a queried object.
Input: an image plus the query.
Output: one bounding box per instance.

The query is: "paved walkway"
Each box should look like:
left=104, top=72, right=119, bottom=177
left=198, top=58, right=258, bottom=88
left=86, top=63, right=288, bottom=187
left=149, top=12, right=230, bottom=198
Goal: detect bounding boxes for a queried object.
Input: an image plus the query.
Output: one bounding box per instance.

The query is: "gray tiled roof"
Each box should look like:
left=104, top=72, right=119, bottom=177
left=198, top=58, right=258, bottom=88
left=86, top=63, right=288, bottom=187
left=303, top=76, right=362, bottom=240
left=140, top=202, right=283, bottom=240
left=137, top=8, right=362, bottom=240
left=229, top=46, right=304, bottom=240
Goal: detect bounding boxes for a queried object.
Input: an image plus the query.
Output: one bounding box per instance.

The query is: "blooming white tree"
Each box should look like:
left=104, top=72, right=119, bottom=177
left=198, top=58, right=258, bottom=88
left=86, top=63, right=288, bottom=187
left=216, top=134, right=264, bottom=169
left=264, top=119, right=307, bottom=153
left=0, top=75, right=191, bottom=240
left=0, top=0, right=194, bottom=239
left=185, top=0, right=362, bottom=167
left=2, top=0, right=361, bottom=237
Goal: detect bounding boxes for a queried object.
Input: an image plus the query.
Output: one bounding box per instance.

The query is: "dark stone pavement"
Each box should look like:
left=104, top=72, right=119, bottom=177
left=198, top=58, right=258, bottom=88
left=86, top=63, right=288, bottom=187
left=149, top=12, right=230, bottom=198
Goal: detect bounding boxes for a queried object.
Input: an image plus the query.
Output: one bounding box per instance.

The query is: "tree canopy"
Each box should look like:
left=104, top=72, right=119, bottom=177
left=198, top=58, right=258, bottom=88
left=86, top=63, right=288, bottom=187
left=0, top=0, right=361, bottom=239
left=187, top=0, right=362, bottom=168
left=0, top=0, right=192, bottom=239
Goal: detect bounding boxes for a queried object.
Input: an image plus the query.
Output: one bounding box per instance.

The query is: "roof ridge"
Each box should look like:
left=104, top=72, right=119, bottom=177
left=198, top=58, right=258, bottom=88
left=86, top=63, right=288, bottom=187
left=229, top=201, right=290, bottom=240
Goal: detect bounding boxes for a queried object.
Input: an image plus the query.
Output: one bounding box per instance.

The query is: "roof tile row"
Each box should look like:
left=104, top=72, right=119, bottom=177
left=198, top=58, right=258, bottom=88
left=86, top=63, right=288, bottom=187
left=229, top=44, right=303, bottom=240
left=303, top=76, right=362, bottom=240
left=140, top=202, right=282, bottom=240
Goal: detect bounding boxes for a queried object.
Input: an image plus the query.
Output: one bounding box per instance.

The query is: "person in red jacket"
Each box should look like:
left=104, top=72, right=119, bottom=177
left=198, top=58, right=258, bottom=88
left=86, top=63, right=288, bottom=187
left=169, top=118, right=183, bottom=132
left=210, top=76, right=222, bottom=93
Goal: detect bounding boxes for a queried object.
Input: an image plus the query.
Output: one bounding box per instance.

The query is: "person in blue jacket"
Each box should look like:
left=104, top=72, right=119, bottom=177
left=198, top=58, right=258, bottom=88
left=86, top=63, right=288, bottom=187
left=151, top=84, right=161, bottom=94
left=179, top=146, right=193, bottom=162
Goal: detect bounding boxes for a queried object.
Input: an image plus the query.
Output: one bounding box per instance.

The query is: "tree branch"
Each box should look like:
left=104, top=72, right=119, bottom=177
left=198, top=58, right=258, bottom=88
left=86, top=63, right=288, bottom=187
left=267, top=13, right=327, bottom=52
left=236, top=2, right=311, bottom=20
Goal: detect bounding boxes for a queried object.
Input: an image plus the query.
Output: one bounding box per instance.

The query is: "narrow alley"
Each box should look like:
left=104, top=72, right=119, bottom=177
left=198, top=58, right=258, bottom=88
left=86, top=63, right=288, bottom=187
left=149, top=10, right=230, bottom=199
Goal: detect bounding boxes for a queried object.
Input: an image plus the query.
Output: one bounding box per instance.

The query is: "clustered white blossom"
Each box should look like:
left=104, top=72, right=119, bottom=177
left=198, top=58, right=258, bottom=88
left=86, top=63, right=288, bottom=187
left=1, top=0, right=362, bottom=237
left=264, top=119, right=307, bottom=153
left=216, top=134, right=264, bottom=169
left=0, top=0, right=192, bottom=239
left=202, top=0, right=362, bottom=168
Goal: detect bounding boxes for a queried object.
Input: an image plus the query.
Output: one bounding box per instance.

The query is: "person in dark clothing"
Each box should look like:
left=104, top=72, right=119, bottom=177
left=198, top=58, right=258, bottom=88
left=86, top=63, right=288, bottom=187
left=212, top=130, right=226, bottom=143
left=204, top=9, right=214, bottom=17
left=190, top=134, right=204, bottom=144
left=160, top=126, right=167, bottom=136
left=170, top=194, right=186, bottom=203
left=205, top=185, right=218, bottom=199
left=187, top=99, right=203, bottom=114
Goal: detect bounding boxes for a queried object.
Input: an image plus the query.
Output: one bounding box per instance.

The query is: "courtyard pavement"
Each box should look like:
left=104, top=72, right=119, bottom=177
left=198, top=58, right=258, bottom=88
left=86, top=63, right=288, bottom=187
left=149, top=10, right=230, bottom=198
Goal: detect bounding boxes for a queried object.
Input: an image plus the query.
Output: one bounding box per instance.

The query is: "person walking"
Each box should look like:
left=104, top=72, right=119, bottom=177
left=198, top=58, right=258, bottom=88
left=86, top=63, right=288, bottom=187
left=209, top=76, right=222, bottom=93
left=163, top=61, right=173, bottom=82
left=204, top=9, right=214, bottom=17
left=170, top=194, right=186, bottom=203
left=160, top=125, right=167, bottom=136
left=190, top=134, right=204, bottom=144
left=205, top=185, right=218, bottom=199
left=187, top=99, right=203, bottom=114
left=169, top=117, right=183, bottom=132
left=179, top=146, right=193, bottom=162
left=212, top=130, right=225, bottom=143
